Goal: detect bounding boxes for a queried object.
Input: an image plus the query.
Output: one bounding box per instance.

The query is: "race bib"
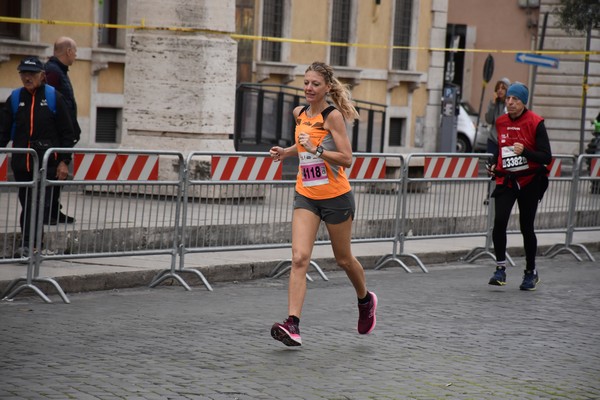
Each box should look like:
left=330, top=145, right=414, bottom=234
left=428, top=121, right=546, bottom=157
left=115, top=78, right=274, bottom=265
left=299, top=152, right=328, bottom=187
left=501, top=146, right=528, bottom=172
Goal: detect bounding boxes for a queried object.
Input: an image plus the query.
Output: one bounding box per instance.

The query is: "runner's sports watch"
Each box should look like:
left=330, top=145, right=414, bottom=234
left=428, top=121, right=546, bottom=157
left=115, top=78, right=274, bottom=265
left=315, top=146, right=324, bottom=158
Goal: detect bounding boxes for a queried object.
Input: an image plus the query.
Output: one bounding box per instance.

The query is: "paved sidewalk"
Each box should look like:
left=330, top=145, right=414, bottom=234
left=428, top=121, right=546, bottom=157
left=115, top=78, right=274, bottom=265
left=1, top=248, right=599, bottom=399
left=1, top=232, right=597, bottom=299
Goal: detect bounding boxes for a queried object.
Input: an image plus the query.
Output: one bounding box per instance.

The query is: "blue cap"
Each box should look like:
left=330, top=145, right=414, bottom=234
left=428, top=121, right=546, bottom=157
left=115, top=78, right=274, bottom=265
left=507, top=82, right=529, bottom=105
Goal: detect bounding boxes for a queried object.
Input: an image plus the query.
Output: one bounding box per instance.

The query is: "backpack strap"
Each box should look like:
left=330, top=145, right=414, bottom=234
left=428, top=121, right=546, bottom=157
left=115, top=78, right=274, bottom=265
left=44, top=84, right=57, bottom=114
left=10, top=88, right=21, bottom=141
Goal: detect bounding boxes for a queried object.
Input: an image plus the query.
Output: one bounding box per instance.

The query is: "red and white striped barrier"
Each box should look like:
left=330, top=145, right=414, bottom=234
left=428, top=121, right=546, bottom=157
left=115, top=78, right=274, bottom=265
left=347, top=157, right=386, bottom=180
left=0, top=154, right=7, bottom=181
left=73, top=153, right=159, bottom=181
left=591, top=158, right=600, bottom=178
left=547, top=159, right=561, bottom=177
left=210, top=156, right=281, bottom=181
left=424, top=157, right=479, bottom=178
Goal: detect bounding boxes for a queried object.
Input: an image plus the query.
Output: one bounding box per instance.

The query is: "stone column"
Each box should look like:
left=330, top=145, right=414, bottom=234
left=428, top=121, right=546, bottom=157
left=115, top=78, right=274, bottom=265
left=122, top=0, right=237, bottom=154
left=425, top=0, right=449, bottom=153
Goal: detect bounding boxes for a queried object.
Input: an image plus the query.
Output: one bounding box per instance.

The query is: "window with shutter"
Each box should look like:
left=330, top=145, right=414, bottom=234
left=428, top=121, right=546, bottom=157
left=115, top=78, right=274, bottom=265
left=95, top=108, right=119, bottom=143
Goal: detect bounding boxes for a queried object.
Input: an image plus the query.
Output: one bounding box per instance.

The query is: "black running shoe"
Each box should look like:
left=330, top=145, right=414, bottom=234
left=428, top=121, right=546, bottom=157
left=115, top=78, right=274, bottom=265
left=519, top=270, right=540, bottom=291
left=488, top=266, right=507, bottom=286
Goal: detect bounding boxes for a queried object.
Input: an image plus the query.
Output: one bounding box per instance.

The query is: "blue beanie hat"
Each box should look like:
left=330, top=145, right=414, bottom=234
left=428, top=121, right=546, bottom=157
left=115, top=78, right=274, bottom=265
left=507, top=83, right=529, bottom=105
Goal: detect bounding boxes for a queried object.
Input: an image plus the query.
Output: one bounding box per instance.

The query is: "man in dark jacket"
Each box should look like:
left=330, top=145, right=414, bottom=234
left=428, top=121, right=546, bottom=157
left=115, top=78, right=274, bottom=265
left=0, top=56, right=76, bottom=258
left=44, top=36, right=81, bottom=224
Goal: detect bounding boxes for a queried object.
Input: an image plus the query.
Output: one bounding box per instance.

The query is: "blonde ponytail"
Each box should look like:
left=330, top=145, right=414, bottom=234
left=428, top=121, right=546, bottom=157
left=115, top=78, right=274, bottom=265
left=305, top=62, right=360, bottom=121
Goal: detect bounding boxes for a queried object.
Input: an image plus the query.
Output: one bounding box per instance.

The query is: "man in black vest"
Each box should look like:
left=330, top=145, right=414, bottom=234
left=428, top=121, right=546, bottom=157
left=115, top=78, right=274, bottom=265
left=45, top=36, right=81, bottom=224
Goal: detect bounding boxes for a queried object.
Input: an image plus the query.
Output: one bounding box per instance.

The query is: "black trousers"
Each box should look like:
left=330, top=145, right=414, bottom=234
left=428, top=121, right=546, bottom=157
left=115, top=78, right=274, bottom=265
left=48, top=185, right=62, bottom=221
left=492, top=177, right=542, bottom=270
left=13, top=166, right=57, bottom=248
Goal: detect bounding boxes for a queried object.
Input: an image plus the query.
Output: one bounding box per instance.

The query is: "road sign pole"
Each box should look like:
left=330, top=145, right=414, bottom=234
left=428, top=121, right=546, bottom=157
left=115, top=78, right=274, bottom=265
left=474, top=54, right=494, bottom=151
left=530, top=12, right=549, bottom=110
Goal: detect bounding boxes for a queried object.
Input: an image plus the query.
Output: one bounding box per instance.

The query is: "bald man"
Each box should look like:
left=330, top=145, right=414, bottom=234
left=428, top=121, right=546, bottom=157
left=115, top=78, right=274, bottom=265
left=44, top=36, right=80, bottom=224
left=45, top=37, right=80, bottom=141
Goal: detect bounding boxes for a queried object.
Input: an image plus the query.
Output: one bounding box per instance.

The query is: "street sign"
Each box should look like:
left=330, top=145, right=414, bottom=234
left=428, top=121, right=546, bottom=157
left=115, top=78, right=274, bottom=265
left=515, top=53, right=559, bottom=69
left=483, top=54, right=494, bottom=83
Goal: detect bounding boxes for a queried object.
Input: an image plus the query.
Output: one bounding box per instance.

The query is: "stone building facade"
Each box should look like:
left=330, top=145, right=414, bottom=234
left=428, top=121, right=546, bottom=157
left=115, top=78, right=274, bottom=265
left=235, top=0, right=446, bottom=153
left=0, top=0, right=445, bottom=155
left=533, top=0, right=599, bottom=155
left=448, top=0, right=600, bottom=154
left=1, top=0, right=596, bottom=155
left=0, top=0, right=237, bottom=154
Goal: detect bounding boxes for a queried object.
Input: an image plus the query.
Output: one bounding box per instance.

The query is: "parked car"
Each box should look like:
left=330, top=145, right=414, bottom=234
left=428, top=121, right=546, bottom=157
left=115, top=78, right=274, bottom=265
left=457, top=103, right=488, bottom=153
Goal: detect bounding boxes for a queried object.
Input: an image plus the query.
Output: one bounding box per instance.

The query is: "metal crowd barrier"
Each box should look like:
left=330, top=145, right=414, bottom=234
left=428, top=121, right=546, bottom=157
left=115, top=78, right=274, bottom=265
left=494, top=154, right=576, bottom=242
left=0, top=148, right=36, bottom=265
left=544, top=154, right=599, bottom=261
left=270, top=152, right=406, bottom=276
left=462, top=154, right=590, bottom=266
left=464, top=154, right=575, bottom=266
left=2, top=149, right=597, bottom=303
left=176, top=151, right=317, bottom=284
left=0, top=149, right=65, bottom=302
left=376, top=153, right=495, bottom=272
left=2, top=148, right=187, bottom=303
left=170, top=152, right=404, bottom=285
left=347, top=154, right=404, bottom=247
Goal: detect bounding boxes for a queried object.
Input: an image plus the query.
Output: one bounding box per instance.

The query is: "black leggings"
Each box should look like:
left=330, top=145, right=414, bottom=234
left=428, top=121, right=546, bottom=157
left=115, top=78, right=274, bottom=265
left=492, top=177, right=541, bottom=270
left=13, top=166, right=57, bottom=248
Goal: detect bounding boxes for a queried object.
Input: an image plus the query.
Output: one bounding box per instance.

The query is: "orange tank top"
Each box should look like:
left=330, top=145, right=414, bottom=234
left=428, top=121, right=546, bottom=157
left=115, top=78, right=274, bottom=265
left=294, top=106, right=352, bottom=200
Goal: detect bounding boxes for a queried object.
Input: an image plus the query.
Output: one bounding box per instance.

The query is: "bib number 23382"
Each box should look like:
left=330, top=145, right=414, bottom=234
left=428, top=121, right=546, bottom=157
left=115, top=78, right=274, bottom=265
left=299, top=153, right=329, bottom=187
left=501, top=146, right=528, bottom=172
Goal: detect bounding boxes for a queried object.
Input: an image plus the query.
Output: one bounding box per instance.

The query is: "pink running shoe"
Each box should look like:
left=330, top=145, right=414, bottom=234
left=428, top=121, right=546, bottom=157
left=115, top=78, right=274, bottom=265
left=357, top=292, right=378, bottom=334
left=271, top=317, right=302, bottom=346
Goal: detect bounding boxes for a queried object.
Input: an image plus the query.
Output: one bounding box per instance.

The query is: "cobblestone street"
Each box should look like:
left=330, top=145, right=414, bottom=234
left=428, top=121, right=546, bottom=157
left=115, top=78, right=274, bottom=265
left=1, top=254, right=599, bottom=399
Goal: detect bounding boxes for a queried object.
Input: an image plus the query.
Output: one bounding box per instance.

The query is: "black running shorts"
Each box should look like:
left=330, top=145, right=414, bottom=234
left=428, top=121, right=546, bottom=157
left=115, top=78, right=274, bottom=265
left=293, top=191, right=355, bottom=224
